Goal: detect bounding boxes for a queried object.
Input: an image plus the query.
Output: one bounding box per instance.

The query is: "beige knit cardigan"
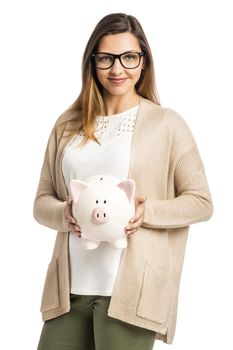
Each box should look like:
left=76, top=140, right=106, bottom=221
left=33, top=97, right=213, bottom=344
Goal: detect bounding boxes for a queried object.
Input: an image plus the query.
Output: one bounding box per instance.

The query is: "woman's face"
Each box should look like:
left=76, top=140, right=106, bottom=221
left=94, top=32, right=144, bottom=99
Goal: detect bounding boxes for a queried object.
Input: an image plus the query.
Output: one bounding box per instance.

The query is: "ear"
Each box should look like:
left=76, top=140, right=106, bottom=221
left=70, top=179, right=89, bottom=204
left=117, top=179, right=135, bottom=202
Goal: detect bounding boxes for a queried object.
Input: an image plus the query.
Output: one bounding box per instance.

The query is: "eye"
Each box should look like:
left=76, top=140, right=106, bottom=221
left=96, top=54, right=113, bottom=63
left=104, top=200, right=106, bottom=204
left=96, top=200, right=98, bottom=204
left=122, top=53, right=138, bottom=61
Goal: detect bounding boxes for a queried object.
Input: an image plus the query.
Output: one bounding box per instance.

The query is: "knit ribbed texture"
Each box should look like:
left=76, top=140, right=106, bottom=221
left=33, top=97, right=213, bottom=344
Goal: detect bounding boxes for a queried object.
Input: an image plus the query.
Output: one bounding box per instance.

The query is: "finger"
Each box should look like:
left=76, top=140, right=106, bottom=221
left=74, top=231, right=82, bottom=238
left=68, top=214, right=80, bottom=226
left=129, top=213, right=144, bottom=224
left=129, top=216, right=138, bottom=224
left=125, top=222, right=137, bottom=231
left=65, top=206, right=72, bottom=219
left=135, top=196, right=146, bottom=205
left=74, top=225, right=81, bottom=232
left=67, top=197, right=73, bottom=205
left=126, top=215, right=144, bottom=230
left=68, top=216, right=77, bottom=224
left=125, top=221, right=141, bottom=233
left=130, top=205, right=145, bottom=224
left=69, top=224, right=81, bottom=233
left=126, top=228, right=137, bottom=236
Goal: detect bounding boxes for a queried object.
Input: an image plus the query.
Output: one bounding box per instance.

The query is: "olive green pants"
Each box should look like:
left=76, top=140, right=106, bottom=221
left=37, top=294, right=156, bottom=350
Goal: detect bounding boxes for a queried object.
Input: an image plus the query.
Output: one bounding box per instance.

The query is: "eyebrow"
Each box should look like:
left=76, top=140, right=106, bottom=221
left=95, top=50, right=141, bottom=55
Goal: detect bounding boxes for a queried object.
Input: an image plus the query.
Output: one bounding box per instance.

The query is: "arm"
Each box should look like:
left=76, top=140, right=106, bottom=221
left=143, top=115, right=213, bottom=229
left=33, top=126, right=69, bottom=232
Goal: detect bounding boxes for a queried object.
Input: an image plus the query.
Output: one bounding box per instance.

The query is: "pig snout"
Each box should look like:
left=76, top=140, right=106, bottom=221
left=92, top=207, right=109, bottom=224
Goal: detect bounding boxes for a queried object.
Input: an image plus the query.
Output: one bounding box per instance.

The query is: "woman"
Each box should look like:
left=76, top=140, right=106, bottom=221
left=34, top=13, right=213, bottom=349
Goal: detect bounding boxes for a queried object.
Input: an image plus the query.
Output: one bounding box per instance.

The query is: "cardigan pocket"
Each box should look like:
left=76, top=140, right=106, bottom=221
left=40, top=258, right=60, bottom=312
left=136, top=263, right=172, bottom=324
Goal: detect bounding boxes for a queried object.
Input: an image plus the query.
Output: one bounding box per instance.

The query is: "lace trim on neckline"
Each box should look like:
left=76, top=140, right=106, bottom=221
left=96, top=104, right=139, bottom=119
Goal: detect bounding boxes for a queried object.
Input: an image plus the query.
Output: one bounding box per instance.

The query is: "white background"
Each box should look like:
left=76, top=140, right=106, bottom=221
left=0, top=0, right=232, bottom=349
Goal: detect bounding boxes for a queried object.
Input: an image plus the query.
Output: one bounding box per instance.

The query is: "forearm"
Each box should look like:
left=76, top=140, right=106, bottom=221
left=143, top=191, right=213, bottom=229
left=33, top=195, right=69, bottom=232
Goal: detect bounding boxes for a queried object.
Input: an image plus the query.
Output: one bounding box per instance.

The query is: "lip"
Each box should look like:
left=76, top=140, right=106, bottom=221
left=108, top=77, right=128, bottom=84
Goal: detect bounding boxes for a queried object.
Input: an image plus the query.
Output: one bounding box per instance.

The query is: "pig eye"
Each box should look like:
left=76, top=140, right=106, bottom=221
left=104, top=200, right=106, bottom=204
left=96, top=200, right=98, bottom=204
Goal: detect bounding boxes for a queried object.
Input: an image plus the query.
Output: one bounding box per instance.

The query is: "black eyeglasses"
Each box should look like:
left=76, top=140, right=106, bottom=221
left=92, top=51, right=145, bottom=70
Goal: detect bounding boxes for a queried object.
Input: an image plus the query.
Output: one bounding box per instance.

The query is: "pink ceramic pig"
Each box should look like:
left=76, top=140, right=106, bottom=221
left=70, top=175, right=135, bottom=250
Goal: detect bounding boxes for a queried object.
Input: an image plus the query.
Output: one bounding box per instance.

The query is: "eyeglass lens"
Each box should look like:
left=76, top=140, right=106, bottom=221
left=94, top=52, right=142, bottom=69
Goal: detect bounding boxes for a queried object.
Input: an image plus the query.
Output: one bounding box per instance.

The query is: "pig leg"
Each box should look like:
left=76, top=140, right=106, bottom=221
left=111, top=237, right=127, bottom=249
left=81, top=238, right=100, bottom=250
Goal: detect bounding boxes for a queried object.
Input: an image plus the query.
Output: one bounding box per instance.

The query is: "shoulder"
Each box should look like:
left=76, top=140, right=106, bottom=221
left=55, top=108, right=80, bottom=128
left=141, top=97, right=193, bottom=133
left=45, top=108, right=80, bottom=150
left=140, top=97, right=196, bottom=149
left=48, top=108, right=81, bottom=142
left=140, top=97, right=187, bottom=127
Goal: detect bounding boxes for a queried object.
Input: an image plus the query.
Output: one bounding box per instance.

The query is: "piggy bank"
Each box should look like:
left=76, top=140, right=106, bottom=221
left=70, top=175, right=135, bottom=250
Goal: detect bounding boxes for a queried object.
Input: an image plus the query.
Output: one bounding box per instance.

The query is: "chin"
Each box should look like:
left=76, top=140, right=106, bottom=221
left=107, top=87, right=131, bottom=97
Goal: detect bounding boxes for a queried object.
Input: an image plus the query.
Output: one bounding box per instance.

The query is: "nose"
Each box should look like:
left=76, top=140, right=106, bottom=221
left=110, top=58, right=123, bottom=75
left=92, top=207, right=109, bottom=224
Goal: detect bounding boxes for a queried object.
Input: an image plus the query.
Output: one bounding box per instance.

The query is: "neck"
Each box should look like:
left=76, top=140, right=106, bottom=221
left=103, top=92, right=140, bottom=116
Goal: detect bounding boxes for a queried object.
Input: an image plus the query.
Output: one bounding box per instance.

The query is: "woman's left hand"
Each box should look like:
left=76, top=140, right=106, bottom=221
left=125, top=196, right=146, bottom=236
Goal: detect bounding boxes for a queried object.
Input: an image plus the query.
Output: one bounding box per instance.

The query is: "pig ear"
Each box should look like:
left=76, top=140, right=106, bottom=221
left=70, top=179, right=89, bottom=204
left=117, top=179, right=135, bottom=202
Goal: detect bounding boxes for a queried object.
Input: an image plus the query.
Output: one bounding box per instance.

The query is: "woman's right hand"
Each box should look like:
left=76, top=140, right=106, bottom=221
left=65, top=196, right=82, bottom=237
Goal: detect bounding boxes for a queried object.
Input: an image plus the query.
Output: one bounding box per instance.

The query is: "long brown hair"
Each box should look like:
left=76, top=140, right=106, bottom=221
left=60, top=13, right=160, bottom=145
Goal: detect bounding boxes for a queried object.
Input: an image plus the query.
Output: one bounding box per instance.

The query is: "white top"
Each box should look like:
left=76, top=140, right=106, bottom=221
left=62, top=105, right=139, bottom=295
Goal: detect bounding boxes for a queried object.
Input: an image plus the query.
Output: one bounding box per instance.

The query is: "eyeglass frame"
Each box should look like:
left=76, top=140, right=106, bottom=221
left=91, top=51, right=145, bottom=70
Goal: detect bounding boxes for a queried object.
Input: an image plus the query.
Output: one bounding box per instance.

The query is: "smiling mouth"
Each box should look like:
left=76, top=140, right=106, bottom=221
left=108, top=78, right=128, bottom=84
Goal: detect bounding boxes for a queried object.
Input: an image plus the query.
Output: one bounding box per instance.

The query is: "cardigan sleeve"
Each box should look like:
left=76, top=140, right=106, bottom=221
left=33, top=126, right=69, bottom=232
left=143, top=112, right=213, bottom=229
